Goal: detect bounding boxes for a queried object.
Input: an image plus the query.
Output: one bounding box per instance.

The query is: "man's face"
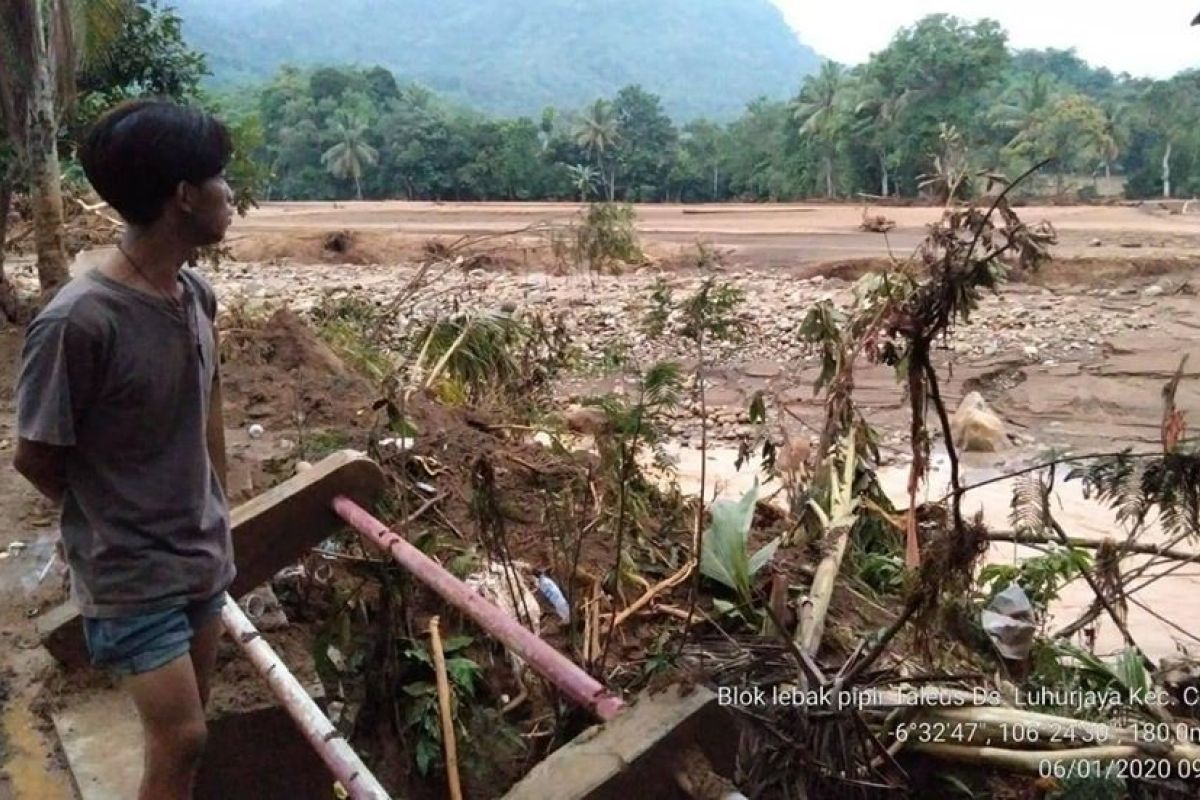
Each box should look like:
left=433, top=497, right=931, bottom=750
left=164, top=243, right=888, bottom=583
left=180, top=174, right=235, bottom=246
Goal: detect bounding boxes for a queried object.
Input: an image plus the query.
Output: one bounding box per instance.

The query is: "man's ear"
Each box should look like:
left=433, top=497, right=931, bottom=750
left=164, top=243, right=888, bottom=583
left=175, top=180, right=195, bottom=214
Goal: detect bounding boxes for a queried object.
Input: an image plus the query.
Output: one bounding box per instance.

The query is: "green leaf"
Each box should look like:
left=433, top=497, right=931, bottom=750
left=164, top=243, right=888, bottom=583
left=700, top=482, right=759, bottom=601
left=402, top=681, right=436, bottom=699
left=711, top=598, right=737, bottom=616
left=415, top=737, right=439, bottom=775
left=747, top=536, right=781, bottom=578
left=441, top=634, right=474, bottom=653
left=446, top=657, right=481, bottom=694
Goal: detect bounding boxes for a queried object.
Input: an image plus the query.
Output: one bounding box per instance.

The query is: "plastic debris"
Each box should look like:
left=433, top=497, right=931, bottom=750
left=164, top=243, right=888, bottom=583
left=536, top=573, right=571, bottom=622
left=981, top=583, right=1036, bottom=660
left=465, top=561, right=541, bottom=675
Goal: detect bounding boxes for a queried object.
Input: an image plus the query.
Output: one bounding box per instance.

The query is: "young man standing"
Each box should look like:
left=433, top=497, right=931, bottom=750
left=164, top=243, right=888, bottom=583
left=14, top=99, right=236, bottom=800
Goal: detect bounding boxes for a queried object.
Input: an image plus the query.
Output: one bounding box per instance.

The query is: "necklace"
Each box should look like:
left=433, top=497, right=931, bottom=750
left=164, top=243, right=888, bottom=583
left=116, top=242, right=183, bottom=310
left=116, top=242, right=205, bottom=367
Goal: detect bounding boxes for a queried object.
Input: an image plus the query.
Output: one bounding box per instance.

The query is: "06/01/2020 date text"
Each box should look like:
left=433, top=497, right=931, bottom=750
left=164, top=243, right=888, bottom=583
left=1039, top=758, right=1200, bottom=781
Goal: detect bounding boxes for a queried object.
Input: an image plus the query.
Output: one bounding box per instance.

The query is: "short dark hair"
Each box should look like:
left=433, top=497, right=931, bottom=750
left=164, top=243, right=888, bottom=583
left=80, top=99, right=233, bottom=226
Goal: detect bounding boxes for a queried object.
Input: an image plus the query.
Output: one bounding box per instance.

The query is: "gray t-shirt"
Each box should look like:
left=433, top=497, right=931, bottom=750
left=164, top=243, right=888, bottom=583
left=16, top=266, right=234, bottom=618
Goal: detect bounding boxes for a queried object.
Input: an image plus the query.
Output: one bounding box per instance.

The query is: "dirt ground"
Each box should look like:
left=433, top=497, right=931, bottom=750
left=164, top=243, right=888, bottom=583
left=226, top=200, right=1200, bottom=271
left=2, top=200, right=1200, bottom=796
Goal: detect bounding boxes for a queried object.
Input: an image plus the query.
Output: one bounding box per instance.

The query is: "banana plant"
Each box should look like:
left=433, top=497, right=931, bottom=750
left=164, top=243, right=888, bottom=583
left=700, top=481, right=779, bottom=606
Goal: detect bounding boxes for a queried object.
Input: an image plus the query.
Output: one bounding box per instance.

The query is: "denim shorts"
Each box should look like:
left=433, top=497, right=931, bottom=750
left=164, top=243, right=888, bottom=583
left=82, top=592, right=228, bottom=676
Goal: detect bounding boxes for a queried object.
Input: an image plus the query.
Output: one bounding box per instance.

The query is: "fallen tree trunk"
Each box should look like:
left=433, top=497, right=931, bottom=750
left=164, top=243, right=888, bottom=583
left=988, top=531, right=1200, bottom=563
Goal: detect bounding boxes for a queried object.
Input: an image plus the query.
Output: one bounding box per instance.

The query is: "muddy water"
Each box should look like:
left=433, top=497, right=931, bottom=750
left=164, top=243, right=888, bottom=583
left=667, top=444, right=1195, bottom=661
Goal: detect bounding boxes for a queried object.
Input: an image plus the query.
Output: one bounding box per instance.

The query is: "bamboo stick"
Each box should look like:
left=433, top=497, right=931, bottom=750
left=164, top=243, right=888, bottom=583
left=610, top=560, right=694, bottom=629
left=429, top=617, right=464, bottom=800
left=220, top=596, right=390, bottom=800
left=797, top=429, right=858, bottom=656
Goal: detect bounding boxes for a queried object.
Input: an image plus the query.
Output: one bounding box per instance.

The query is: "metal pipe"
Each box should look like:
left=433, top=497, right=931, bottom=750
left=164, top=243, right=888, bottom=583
left=332, top=495, right=626, bottom=721
left=220, top=595, right=391, bottom=800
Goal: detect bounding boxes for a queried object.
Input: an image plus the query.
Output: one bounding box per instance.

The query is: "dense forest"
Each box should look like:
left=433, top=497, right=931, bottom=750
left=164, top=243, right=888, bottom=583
left=213, top=11, right=1200, bottom=204
left=169, top=0, right=821, bottom=121
left=7, top=2, right=1200, bottom=214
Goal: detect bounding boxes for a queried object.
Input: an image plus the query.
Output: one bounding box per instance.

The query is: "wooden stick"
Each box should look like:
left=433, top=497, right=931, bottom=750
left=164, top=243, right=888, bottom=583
left=610, top=560, right=695, bottom=629
left=428, top=616, right=464, bottom=800
left=987, top=530, right=1200, bottom=562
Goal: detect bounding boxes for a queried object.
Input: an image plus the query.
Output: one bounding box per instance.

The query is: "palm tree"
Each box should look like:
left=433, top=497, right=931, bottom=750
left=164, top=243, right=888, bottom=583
left=0, top=0, right=130, bottom=296
left=321, top=113, right=378, bottom=200
left=996, top=72, right=1054, bottom=147
left=1097, top=102, right=1127, bottom=181
left=854, top=82, right=920, bottom=197
left=794, top=62, right=847, bottom=198
left=574, top=99, right=619, bottom=201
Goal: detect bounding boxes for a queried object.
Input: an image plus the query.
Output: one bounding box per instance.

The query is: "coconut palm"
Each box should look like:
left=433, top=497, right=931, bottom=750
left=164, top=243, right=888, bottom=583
left=0, top=0, right=131, bottom=295
left=573, top=99, right=619, bottom=201
left=1097, top=102, right=1128, bottom=181
left=321, top=113, right=378, bottom=200
left=854, top=81, right=920, bottom=197
left=996, top=72, right=1054, bottom=147
left=794, top=61, right=848, bottom=198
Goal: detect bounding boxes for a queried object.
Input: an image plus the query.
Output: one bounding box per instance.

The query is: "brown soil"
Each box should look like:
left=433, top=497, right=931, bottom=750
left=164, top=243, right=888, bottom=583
left=219, top=307, right=377, bottom=432
left=225, top=200, right=1200, bottom=272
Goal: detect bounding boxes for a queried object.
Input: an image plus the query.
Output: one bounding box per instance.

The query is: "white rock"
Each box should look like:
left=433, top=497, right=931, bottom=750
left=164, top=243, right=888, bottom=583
left=951, top=392, right=1009, bottom=453
left=248, top=423, right=265, bottom=439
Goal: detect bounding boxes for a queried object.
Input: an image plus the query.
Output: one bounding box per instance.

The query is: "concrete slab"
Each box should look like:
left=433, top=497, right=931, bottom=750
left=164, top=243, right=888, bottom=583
left=54, top=629, right=338, bottom=800
left=503, top=685, right=737, bottom=800
left=39, top=450, right=386, bottom=668
left=53, top=689, right=142, bottom=800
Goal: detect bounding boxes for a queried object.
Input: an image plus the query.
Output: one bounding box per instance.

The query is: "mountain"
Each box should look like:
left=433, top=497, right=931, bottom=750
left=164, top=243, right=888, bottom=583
left=170, top=0, right=822, bottom=120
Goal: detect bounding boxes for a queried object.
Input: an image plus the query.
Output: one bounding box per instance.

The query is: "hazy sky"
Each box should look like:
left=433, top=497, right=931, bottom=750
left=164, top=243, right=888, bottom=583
left=770, top=0, right=1199, bottom=78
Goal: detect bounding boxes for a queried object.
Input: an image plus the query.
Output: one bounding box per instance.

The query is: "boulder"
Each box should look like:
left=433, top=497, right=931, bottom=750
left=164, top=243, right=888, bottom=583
left=564, top=405, right=611, bottom=436
left=951, top=392, right=1010, bottom=453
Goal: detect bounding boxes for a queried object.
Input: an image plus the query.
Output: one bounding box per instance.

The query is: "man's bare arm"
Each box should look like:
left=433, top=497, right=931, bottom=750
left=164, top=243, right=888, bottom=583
left=206, top=322, right=228, bottom=492
left=14, top=439, right=67, bottom=505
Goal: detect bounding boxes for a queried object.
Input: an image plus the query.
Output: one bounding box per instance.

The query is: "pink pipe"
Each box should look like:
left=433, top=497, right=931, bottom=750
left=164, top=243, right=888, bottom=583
left=332, top=495, right=626, bottom=721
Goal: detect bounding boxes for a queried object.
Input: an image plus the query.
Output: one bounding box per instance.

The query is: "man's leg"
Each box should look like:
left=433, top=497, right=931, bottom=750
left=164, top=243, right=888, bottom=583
left=189, top=612, right=224, bottom=709
left=124, top=654, right=209, bottom=800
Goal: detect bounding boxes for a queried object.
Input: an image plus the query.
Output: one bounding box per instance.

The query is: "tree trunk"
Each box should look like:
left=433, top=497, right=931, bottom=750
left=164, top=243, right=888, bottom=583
left=0, top=173, right=26, bottom=323
left=1163, top=141, right=1173, bottom=199
left=354, top=171, right=363, bottom=201
left=27, top=0, right=69, bottom=297
left=879, top=153, right=890, bottom=197
left=824, top=155, right=834, bottom=198
left=1104, top=161, right=1112, bottom=181
left=608, top=162, right=616, bottom=202
left=712, top=165, right=718, bottom=199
